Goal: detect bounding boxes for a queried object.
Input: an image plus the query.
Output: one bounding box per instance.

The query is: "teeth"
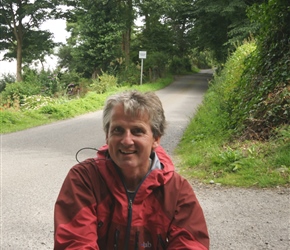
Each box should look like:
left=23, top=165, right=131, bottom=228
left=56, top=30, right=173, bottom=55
left=120, top=150, right=136, bottom=154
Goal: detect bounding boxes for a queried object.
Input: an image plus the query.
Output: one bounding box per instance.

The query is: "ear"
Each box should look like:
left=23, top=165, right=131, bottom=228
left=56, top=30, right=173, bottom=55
left=152, top=136, right=161, bottom=149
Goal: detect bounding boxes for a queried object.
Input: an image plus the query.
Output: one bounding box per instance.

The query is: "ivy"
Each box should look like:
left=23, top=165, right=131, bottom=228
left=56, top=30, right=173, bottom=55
left=228, top=0, right=290, bottom=140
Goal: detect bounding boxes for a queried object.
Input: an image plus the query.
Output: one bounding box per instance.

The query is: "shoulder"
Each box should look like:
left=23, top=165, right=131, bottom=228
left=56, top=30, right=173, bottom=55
left=71, top=146, right=108, bottom=175
left=65, top=158, right=112, bottom=200
left=67, top=158, right=106, bottom=185
left=70, top=158, right=98, bottom=173
left=166, top=172, right=194, bottom=193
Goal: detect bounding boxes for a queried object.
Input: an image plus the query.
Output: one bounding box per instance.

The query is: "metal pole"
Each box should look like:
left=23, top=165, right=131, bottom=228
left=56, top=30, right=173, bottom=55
left=140, top=58, right=143, bottom=85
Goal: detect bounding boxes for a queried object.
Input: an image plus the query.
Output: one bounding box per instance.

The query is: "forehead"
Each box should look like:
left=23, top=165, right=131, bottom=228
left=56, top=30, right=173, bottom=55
left=110, top=104, right=150, bottom=124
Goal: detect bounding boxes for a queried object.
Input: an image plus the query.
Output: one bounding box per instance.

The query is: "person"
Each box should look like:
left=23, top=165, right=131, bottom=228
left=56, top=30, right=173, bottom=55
left=54, top=90, right=209, bottom=249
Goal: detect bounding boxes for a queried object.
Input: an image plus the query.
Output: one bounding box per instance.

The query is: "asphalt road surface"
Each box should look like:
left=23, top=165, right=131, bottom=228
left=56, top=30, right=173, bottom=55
left=1, top=70, right=212, bottom=249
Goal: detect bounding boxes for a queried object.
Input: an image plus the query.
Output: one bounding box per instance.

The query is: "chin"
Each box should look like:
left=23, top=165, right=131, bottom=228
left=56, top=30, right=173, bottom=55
left=120, top=160, right=135, bottom=167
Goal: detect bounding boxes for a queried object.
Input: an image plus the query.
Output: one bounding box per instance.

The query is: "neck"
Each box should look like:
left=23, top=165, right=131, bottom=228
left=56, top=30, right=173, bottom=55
left=122, top=158, right=152, bottom=192
left=125, top=177, right=142, bottom=192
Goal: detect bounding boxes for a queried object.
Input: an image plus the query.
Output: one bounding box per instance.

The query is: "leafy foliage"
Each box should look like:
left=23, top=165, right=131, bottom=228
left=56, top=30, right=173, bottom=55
left=117, top=62, right=141, bottom=85
left=21, top=95, right=59, bottom=110
left=164, top=0, right=196, bottom=58
left=0, top=68, right=75, bottom=107
left=0, top=81, right=41, bottom=106
left=144, top=52, right=169, bottom=81
left=22, top=69, right=65, bottom=96
left=169, top=56, right=191, bottom=74
left=191, top=0, right=260, bottom=63
left=0, top=73, right=16, bottom=92
left=228, top=0, right=290, bottom=139
left=89, top=72, right=118, bottom=94
left=58, top=0, right=124, bottom=78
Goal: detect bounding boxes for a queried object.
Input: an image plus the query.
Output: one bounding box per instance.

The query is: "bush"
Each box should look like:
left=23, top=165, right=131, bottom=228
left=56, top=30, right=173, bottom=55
left=117, top=63, right=141, bottom=85
left=58, top=71, right=91, bottom=97
left=89, top=71, right=118, bottom=94
left=21, top=95, right=58, bottom=110
left=144, top=52, right=169, bottom=81
left=22, top=68, right=66, bottom=97
left=0, top=73, right=16, bottom=92
left=0, top=81, right=41, bottom=105
left=169, top=56, right=191, bottom=74
left=212, top=42, right=256, bottom=108
left=59, top=71, right=81, bottom=86
left=190, top=49, right=216, bottom=69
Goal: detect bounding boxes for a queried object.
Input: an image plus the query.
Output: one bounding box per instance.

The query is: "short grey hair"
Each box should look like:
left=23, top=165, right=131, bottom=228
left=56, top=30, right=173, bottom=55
left=103, top=90, right=166, bottom=138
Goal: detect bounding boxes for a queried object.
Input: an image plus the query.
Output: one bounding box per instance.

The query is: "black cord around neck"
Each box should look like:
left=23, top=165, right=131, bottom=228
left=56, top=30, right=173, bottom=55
left=75, top=147, right=99, bottom=163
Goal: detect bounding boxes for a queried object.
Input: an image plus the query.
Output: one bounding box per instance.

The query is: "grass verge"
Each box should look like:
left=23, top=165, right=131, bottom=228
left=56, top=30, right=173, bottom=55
left=176, top=125, right=289, bottom=188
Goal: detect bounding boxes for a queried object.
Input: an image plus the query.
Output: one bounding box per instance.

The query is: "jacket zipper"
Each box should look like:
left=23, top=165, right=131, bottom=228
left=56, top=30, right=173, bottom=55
left=121, top=163, right=154, bottom=249
left=157, top=234, right=165, bottom=249
left=124, top=198, right=133, bottom=249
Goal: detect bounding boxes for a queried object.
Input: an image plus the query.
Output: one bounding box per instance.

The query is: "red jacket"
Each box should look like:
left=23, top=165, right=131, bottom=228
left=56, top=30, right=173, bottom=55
left=54, top=146, right=209, bottom=249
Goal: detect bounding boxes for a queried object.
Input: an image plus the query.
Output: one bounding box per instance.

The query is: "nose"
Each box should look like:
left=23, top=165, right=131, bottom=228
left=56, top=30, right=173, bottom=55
left=121, top=131, right=134, bottom=146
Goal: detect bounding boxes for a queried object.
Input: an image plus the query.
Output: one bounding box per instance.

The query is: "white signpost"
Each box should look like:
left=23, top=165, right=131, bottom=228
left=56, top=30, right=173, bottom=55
left=139, top=51, right=147, bottom=85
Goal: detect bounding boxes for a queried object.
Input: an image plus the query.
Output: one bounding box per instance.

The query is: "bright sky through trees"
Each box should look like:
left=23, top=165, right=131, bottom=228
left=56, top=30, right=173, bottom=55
left=0, top=19, right=69, bottom=75
left=0, top=17, right=143, bottom=76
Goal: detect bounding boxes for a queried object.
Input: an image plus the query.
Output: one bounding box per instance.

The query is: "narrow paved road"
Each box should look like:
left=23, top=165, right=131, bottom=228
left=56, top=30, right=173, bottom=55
left=1, top=71, right=212, bottom=249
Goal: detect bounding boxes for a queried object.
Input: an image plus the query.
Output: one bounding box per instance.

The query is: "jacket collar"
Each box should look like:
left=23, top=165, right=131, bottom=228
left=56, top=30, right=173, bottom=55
left=95, top=145, right=175, bottom=199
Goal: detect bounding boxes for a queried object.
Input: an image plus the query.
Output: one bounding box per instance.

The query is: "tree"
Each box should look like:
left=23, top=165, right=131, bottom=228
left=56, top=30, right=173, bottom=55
left=119, top=0, right=135, bottom=66
left=0, top=0, right=59, bottom=82
left=191, top=0, right=262, bottom=63
left=164, top=0, right=195, bottom=58
left=58, top=0, right=125, bottom=78
left=135, top=0, right=173, bottom=52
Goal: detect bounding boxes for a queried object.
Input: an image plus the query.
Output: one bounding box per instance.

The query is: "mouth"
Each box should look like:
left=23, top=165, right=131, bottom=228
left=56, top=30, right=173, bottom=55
left=119, top=149, right=137, bottom=155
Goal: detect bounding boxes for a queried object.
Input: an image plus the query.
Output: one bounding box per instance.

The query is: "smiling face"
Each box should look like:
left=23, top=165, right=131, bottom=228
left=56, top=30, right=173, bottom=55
left=106, top=104, right=160, bottom=177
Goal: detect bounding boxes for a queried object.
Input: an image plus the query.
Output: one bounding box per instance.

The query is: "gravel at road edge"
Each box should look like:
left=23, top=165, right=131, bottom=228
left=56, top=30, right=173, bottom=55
left=189, top=180, right=289, bottom=250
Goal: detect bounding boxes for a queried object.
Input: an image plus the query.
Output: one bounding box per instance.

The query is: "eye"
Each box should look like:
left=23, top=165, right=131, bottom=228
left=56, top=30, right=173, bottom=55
left=131, top=127, right=144, bottom=135
left=111, top=126, right=123, bottom=135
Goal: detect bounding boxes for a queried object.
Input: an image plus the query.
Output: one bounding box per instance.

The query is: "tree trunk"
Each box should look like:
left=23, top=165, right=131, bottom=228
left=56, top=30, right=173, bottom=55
left=123, top=30, right=130, bottom=66
left=16, top=39, right=23, bottom=82
left=15, top=20, right=24, bottom=82
left=121, top=0, right=132, bottom=67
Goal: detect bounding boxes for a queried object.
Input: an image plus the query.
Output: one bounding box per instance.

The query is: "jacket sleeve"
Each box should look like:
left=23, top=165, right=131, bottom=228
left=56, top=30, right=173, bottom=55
left=166, top=178, right=210, bottom=250
left=54, top=163, right=99, bottom=250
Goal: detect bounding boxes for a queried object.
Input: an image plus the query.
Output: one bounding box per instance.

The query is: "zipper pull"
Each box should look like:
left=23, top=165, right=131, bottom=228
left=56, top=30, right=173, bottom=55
left=128, top=199, right=133, bottom=209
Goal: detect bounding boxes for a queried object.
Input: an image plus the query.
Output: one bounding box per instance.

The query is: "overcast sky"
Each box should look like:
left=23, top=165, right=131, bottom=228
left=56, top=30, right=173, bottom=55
left=0, top=19, right=69, bottom=76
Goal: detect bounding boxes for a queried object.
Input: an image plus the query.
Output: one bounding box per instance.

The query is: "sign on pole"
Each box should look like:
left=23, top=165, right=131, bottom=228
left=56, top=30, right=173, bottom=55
left=139, top=51, right=147, bottom=59
left=139, top=51, right=147, bottom=84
